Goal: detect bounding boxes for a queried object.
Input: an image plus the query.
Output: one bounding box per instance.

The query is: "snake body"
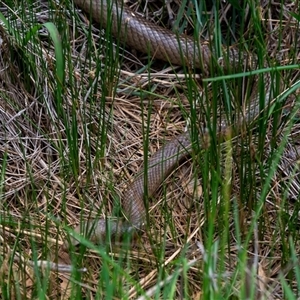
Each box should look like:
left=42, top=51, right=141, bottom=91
left=68, top=132, right=192, bottom=246
left=73, top=0, right=212, bottom=69
left=67, top=0, right=271, bottom=247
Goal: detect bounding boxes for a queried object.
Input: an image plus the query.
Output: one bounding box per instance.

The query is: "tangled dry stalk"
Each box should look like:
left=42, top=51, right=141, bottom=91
left=0, top=0, right=300, bottom=298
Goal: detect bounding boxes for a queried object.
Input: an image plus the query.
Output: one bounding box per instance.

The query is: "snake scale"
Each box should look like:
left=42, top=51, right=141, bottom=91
left=65, top=0, right=272, bottom=248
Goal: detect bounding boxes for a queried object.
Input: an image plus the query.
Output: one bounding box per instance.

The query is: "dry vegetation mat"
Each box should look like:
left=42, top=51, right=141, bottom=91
left=0, top=0, right=300, bottom=299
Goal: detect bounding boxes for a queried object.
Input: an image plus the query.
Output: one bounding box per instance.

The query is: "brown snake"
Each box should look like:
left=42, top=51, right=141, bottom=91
left=65, top=0, right=273, bottom=248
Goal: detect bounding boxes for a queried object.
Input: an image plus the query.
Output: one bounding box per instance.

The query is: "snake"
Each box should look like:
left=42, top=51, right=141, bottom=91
left=65, top=0, right=273, bottom=248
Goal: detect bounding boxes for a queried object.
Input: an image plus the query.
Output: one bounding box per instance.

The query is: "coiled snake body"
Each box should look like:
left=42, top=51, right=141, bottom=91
left=67, top=0, right=272, bottom=247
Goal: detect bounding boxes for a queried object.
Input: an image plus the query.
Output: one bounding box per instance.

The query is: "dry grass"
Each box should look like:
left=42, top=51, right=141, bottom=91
left=0, top=0, right=300, bottom=299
